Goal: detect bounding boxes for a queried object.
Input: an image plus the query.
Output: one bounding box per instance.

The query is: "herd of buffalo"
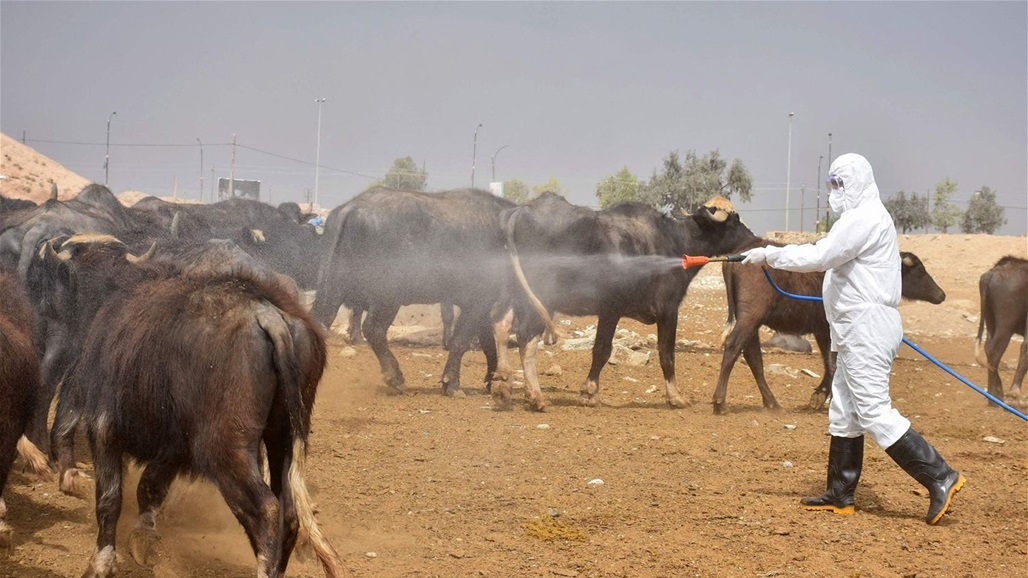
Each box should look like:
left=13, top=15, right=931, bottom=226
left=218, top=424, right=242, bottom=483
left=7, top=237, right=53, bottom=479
left=0, top=184, right=1024, bottom=577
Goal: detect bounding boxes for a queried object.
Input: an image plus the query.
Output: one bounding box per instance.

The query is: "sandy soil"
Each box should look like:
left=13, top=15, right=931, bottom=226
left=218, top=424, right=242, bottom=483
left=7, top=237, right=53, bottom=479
left=2, top=233, right=1026, bottom=578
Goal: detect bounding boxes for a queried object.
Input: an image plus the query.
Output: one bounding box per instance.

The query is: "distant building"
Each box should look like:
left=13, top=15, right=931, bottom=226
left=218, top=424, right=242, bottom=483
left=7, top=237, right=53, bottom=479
left=218, top=178, right=260, bottom=201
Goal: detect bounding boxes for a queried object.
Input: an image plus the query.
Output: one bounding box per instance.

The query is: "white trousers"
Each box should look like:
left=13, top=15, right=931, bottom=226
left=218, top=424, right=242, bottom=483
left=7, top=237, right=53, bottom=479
left=828, top=306, right=911, bottom=448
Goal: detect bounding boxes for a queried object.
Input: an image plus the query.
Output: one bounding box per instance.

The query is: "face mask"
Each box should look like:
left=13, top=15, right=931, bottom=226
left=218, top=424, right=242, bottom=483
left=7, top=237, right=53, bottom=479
left=829, top=189, right=844, bottom=214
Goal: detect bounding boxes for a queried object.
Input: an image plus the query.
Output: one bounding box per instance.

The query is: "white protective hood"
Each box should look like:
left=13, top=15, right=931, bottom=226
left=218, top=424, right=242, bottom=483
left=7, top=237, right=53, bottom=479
left=828, top=153, right=881, bottom=214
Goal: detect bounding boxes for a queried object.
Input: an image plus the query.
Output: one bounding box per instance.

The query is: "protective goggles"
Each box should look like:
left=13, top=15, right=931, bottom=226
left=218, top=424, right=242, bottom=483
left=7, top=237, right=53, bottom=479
left=826, top=175, right=844, bottom=191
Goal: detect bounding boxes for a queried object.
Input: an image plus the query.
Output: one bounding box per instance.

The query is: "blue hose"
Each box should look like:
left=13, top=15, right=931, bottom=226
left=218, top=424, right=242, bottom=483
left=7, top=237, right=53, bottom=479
left=761, top=267, right=1028, bottom=422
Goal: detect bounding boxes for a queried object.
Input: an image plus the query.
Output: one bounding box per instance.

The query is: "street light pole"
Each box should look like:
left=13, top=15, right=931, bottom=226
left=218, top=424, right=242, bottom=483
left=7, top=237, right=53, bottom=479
left=491, top=144, right=509, bottom=182
left=471, top=123, right=482, bottom=189
left=197, top=138, right=204, bottom=203
left=816, top=155, right=823, bottom=233
left=104, top=111, right=117, bottom=186
left=785, top=112, right=795, bottom=231
left=314, top=98, right=327, bottom=211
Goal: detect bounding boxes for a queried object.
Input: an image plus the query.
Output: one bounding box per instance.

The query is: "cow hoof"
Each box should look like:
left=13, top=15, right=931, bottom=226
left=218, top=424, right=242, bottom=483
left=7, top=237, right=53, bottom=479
left=129, top=527, right=160, bottom=566
left=807, top=390, right=828, bottom=411
left=444, top=388, right=466, bottom=399
left=578, top=394, right=599, bottom=408
left=765, top=402, right=783, bottom=412
left=526, top=394, right=551, bottom=409
left=60, top=468, right=92, bottom=497
left=666, top=395, right=690, bottom=409
left=0, top=522, right=11, bottom=551
left=491, top=384, right=513, bottom=411
left=712, top=402, right=728, bottom=415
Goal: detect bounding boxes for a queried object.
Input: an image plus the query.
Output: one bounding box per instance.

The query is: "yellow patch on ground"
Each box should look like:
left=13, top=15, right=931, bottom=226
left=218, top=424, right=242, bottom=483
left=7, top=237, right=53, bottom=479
left=521, top=516, right=587, bottom=542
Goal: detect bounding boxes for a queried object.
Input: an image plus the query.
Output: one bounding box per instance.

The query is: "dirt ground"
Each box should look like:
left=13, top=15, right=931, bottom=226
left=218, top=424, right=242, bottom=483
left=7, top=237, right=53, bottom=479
left=2, top=234, right=1026, bottom=578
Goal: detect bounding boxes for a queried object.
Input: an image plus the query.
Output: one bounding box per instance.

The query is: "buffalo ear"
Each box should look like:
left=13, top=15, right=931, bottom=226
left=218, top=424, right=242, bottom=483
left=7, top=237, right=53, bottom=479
left=127, top=242, right=157, bottom=263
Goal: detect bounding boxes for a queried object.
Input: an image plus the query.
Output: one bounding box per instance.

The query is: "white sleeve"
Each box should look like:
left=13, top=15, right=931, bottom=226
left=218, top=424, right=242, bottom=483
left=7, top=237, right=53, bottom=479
left=764, top=213, right=866, bottom=273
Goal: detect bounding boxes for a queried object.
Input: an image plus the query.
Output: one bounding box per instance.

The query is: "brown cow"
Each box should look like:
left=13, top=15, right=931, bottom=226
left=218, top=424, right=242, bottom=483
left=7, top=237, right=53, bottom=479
left=0, top=269, right=48, bottom=549
left=714, top=238, right=946, bottom=414
left=975, top=256, right=1028, bottom=404
left=37, top=235, right=345, bottom=578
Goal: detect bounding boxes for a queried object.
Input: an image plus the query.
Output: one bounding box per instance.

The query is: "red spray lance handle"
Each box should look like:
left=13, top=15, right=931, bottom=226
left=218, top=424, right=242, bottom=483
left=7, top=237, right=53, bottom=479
left=681, top=254, right=745, bottom=269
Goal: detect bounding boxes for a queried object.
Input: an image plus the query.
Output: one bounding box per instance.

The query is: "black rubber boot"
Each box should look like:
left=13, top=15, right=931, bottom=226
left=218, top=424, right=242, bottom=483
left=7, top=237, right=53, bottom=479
left=885, top=427, right=966, bottom=525
left=801, top=435, right=864, bottom=515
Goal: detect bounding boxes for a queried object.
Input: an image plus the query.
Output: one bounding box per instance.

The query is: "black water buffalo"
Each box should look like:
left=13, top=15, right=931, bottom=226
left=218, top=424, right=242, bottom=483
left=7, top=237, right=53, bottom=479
left=310, top=187, right=514, bottom=396
left=132, top=196, right=322, bottom=289
left=0, top=269, right=45, bottom=548
left=0, top=194, right=37, bottom=213
left=714, top=240, right=947, bottom=414
left=0, top=184, right=138, bottom=277
left=975, top=255, right=1028, bottom=403
left=496, top=193, right=756, bottom=411
left=35, top=235, right=344, bottom=578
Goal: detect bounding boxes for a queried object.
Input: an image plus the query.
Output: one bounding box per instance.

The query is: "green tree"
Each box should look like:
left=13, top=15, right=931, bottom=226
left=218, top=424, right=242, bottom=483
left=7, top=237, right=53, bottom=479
left=960, top=186, right=1006, bottom=234
left=595, top=167, right=641, bottom=208
left=885, top=190, right=932, bottom=234
left=639, top=149, right=752, bottom=213
left=371, top=156, right=427, bottom=191
left=931, top=178, right=961, bottom=233
left=503, top=178, right=530, bottom=204
left=531, top=177, right=565, bottom=197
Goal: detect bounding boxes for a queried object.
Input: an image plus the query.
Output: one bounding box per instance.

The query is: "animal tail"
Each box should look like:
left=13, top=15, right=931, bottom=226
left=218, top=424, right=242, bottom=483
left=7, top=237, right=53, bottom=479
left=974, top=271, right=991, bottom=370
left=720, top=261, right=737, bottom=347
left=257, top=305, right=346, bottom=577
left=503, top=207, right=557, bottom=339
left=17, top=436, right=52, bottom=480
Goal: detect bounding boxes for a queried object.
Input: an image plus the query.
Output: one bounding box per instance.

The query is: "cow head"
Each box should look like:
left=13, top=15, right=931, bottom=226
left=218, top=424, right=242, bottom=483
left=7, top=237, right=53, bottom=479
left=900, top=252, right=946, bottom=304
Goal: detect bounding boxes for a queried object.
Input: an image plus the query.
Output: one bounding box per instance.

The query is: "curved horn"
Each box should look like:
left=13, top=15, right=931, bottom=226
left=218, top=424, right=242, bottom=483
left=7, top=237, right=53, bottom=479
left=41, top=238, right=71, bottom=262
left=50, top=182, right=59, bottom=201
left=127, top=241, right=157, bottom=263
left=170, top=211, right=182, bottom=238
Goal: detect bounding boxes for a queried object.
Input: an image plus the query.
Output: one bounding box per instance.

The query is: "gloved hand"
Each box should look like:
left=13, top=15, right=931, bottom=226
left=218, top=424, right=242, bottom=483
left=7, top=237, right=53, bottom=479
left=741, top=247, right=768, bottom=266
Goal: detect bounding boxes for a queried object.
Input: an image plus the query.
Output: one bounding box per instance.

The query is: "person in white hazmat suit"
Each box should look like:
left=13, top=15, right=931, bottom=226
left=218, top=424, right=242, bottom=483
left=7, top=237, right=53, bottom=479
left=740, top=153, right=965, bottom=525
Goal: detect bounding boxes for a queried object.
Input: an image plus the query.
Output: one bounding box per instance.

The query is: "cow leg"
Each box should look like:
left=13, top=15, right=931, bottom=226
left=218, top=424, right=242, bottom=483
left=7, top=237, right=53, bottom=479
left=740, top=335, right=781, bottom=411
left=984, top=329, right=1013, bottom=401
left=581, top=315, right=619, bottom=407
left=1008, top=337, right=1028, bottom=401
left=441, top=302, right=456, bottom=349
left=347, top=308, right=365, bottom=345
left=363, top=303, right=404, bottom=392
left=440, top=306, right=485, bottom=396
left=0, top=497, right=8, bottom=551
left=263, top=427, right=299, bottom=576
left=26, top=331, right=75, bottom=450
left=129, top=460, right=180, bottom=566
left=490, top=305, right=515, bottom=385
left=476, top=315, right=499, bottom=393
left=517, top=333, right=547, bottom=412
left=713, top=324, right=758, bottom=415
left=81, top=426, right=123, bottom=578
left=50, top=393, right=89, bottom=497
left=809, top=331, right=835, bottom=411
left=0, top=416, right=19, bottom=549
left=657, top=310, right=688, bottom=409
left=213, top=451, right=282, bottom=578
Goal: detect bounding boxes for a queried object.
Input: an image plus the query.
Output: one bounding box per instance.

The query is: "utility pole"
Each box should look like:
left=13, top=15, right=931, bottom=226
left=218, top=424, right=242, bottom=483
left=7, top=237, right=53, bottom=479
left=105, top=111, right=117, bottom=186
left=800, top=185, right=805, bottom=232
left=314, top=98, right=326, bottom=210
left=785, top=112, right=795, bottom=231
left=197, top=138, right=204, bottom=202
left=471, top=123, right=482, bottom=189
left=210, top=166, right=215, bottom=203
left=229, top=133, right=237, bottom=200
left=816, top=155, right=823, bottom=233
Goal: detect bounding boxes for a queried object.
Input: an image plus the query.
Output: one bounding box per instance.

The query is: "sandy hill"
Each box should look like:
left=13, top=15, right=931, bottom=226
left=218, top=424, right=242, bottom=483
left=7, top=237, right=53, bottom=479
left=0, top=132, right=198, bottom=207
left=1, top=132, right=91, bottom=201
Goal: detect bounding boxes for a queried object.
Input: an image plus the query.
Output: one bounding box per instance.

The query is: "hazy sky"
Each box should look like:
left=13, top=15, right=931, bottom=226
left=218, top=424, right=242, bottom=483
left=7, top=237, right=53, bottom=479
left=2, top=1, right=1026, bottom=236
